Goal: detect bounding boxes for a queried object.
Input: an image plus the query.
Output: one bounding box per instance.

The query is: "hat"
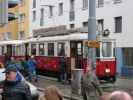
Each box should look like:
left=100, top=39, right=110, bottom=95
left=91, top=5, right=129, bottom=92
left=3, top=66, right=17, bottom=73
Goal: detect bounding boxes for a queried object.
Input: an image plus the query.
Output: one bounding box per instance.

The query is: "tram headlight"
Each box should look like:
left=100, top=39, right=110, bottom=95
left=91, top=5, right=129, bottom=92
left=105, top=68, right=110, bottom=73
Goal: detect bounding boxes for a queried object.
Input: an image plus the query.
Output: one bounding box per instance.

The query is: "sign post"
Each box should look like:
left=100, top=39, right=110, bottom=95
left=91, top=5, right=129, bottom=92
left=0, top=0, right=8, bottom=26
left=87, top=0, right=97, bottom=69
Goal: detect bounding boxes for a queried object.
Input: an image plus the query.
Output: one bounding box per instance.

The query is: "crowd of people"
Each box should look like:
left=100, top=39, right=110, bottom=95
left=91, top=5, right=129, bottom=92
left=4, top=55, right=38, bottom=82
left=0, top=54, right=132, bottom=100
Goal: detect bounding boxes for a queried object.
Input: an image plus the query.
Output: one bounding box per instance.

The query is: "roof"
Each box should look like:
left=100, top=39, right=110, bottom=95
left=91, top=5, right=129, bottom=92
left=28, top=33, right=88, bottom=42
left=0, top=40, right=25, bottom=45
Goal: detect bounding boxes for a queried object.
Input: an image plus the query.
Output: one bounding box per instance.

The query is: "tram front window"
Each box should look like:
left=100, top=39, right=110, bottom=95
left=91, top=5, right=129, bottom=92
left=102, top=42, right=112, bottom=57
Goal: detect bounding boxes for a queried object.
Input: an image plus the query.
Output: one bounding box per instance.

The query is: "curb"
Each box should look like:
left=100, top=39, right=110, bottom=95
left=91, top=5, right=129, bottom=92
left=37, top=75, right=57, bottom=81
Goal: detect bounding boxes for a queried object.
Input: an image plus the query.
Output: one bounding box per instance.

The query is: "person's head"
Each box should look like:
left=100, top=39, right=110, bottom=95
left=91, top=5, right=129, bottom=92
left=44, top=86, right=63, bottom=100
left=4, top=67, right=18, bottom=81
left=31, top=55, right=34, bottom=59
left=108, top=91, right=132, bottom=100
left=11, top=57, right=15, bottom=61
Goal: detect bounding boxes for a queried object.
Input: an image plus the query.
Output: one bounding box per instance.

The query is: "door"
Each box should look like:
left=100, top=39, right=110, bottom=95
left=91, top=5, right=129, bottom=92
left=70, top=41, right=83, bottom=69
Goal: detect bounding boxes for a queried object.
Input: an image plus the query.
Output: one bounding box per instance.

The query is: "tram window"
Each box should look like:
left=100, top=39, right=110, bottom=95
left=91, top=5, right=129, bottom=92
left=12, top=46, right=15, bottom=56
left=2, top=46, right=4, bottom=55
left=102, top=42, right=112, bottom=57
left=31, top=44, right=36, bottom=55
left=48, top=43, right=54, bottom=56
left=77, top=43, right=82, bottom=55
left=96, top=48, right=100, bottom=57
left=58, top=43, right=65, bottom=56
left=39, top=43, right=44, bottom=55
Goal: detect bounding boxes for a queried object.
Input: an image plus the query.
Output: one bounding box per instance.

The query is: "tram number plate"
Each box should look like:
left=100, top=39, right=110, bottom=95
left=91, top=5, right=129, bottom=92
left=85, top=40, right=100, bottom=48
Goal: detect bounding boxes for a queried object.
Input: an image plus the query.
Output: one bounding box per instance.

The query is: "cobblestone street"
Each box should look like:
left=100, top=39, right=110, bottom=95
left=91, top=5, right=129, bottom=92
left=32, top=75, right=133, bottom=100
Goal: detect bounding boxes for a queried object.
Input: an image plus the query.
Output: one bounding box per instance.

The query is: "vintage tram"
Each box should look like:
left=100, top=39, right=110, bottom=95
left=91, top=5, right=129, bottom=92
left=0, top=33, right=116, bottom=82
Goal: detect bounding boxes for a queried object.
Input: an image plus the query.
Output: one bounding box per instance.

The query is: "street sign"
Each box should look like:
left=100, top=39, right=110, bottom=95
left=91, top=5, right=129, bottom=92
left=85, top=40, right=100, bottom=48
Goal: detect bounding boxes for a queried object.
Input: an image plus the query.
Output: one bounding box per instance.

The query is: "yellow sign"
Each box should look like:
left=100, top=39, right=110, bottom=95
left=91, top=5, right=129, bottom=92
left=85, top=40, right=100, bottom=48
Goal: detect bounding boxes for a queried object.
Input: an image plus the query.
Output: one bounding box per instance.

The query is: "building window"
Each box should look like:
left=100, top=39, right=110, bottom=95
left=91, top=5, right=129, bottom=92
left=40, top=8, right=44, bottom=26
left=4, top=32, right=11, bottom=40
left=83, top=0, right=88, bottom=9
left=115, top=16, right=122, bottom=33
left=19, top=13, right=25, bottom=22
left=69, top=0, right=75, bottom=21
left=33, top=0, right=36, bottom=8
left=18, top=31, right=25, bottom=40
left=83, top=22, right=88, bottom=28
left=32, top=11, right=36, bottom=21
left=114, top=0, right=122, bottom=4
left=97, top=0, right=104, bottom=8
left=48, top=43, right=54, bottom=56
left=58, top=43, right=65, bottom=56
left=59, top=3, right=63, bottom=16
left=70, top=24, right=75, bottom=29
left=19, top=0, right=24, bottom=6
left=123, top=48, right=133, bottom=66
left=31, top=44, right=36, bottom=55
left=97, top=19, right=104, bottom=34
left=49, top=6, right=53, bottom=17
left=39, top=43, right=45, bottom=55
left=70, top=0, right=75, bottom=11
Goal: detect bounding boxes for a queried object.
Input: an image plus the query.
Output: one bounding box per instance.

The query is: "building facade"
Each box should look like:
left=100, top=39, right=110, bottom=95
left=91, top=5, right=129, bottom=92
left=29, top=0, right=133, bottom=76
left=0, top=0, right=30, bottom=40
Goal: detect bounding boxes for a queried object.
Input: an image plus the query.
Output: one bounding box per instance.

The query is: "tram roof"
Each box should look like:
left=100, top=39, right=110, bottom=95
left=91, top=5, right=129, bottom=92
left=0, top=40, right=25, bottom=45
left=28, top=33, right=88, bottom=42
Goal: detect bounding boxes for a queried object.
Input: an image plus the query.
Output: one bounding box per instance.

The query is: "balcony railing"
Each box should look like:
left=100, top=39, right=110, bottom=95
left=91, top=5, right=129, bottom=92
left=8, top=12, right=17, bottom=21
left=8, top=0, right=18, bottom=8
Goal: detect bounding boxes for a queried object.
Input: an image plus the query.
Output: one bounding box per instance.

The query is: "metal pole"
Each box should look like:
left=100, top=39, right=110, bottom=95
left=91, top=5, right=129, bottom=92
left=0, top=0, right=8, bottom=26
left=88, top=0, right=96, bottom=69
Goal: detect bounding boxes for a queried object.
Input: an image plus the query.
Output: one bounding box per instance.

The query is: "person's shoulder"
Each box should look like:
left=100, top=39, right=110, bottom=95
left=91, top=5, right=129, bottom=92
left=16, top=81, right=29, bottom=88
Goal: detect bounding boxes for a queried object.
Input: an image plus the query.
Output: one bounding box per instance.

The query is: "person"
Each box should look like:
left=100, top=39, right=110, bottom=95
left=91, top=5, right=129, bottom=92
left=39, top=86, right=63, bottom=100
left=20, top=58, right=29, bottom=77
left=4, top=53, right=11, bottom=68
left=27, top=56, right=38, bottom=82
left=59, top=57, right=67, bottom=84
left=81, top=66, right=103, bottom=100
left=108, top=91, right=132, bottom=100
left=0, top=66, right=32, bottom=100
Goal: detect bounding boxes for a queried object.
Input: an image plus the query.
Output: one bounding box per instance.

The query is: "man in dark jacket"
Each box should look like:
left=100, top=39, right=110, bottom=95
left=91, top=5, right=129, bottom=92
left=0, top=66, right=32, bottom=100
left=59, top=57, right=67, bottom=84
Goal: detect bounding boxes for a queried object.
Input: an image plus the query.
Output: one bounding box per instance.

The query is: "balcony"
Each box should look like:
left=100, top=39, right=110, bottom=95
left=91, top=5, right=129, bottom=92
left=8, top=12, right=17, bottom=21
left=8, top=0, right=18, bottom=8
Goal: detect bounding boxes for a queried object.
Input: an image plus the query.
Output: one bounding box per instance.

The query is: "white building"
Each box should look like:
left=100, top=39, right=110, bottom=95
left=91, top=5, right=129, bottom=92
left=29, top=0, right=133, bottom=76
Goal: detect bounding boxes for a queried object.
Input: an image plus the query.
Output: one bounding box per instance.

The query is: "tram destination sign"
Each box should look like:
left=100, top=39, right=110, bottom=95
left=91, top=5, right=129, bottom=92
left=85, top=40, right=100, bottom=48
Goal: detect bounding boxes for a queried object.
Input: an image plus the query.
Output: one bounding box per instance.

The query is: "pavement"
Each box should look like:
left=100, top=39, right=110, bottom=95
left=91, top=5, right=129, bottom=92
left=31, top=75, right=133, bottom=100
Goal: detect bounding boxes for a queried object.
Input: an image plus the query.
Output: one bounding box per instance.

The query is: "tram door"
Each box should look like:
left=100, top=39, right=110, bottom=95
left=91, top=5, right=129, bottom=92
left=70, top=41, right=83, bottom=69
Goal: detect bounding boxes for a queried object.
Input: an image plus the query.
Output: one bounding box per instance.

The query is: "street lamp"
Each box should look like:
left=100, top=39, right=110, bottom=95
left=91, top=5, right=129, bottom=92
left=103, top=29, right=110, bottom=37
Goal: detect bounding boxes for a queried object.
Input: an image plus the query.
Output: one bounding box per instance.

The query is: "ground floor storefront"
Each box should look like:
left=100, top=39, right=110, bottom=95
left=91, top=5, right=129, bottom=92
left=116, top=47, right=133, bottom=77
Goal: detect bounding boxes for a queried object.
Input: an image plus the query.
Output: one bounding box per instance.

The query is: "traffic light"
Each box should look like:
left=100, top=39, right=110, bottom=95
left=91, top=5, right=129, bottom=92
left=0, top=0, right=8, bottom=26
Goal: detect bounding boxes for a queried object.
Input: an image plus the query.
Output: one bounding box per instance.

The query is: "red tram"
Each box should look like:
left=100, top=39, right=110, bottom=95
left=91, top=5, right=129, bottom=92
left=0, top=33, right=116, bottom=82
